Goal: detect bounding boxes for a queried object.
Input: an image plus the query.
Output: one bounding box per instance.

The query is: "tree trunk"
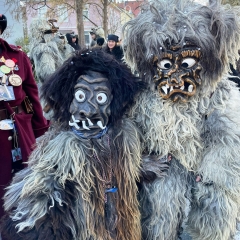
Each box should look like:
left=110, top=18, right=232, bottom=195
left=75, top=0, right=85, bottom=47
left=103, top=0, right=108, bottom=37
left=22, top=5, right=28, bottom=39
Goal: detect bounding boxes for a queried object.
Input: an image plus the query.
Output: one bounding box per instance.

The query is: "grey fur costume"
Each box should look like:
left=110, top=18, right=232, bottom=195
left=90, top=27, right=105, bottom=47
left=29, top=19, right=74, bottom=84
left=2, top=119, right=142, bottom=240
left=29, top=19, right=74, bottom=120
left=123, top=0, right=240, bottom=239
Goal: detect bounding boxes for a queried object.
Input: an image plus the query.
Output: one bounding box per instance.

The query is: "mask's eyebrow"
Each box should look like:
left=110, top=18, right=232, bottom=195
left=181, top=49, right=201, bottom=59
left=74, top=84, right=90, bottom=90
left=94, top=86, right=110, bottom=92
left=161, top=52, right=173, bottom=59
left=78, top=75, right=108, bottom=83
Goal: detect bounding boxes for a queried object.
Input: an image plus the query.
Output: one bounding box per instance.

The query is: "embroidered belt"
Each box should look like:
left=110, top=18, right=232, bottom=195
left=0, top=105, right=24, bottom=120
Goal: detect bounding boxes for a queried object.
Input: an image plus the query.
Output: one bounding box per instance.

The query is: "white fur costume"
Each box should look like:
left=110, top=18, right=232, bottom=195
left=28, top=19, right=74, bottom=119
left=29, top=19, right=74, bottom=84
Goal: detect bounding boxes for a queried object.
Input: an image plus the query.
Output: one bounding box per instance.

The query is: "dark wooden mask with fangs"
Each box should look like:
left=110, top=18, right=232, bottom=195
left=153, top=42, right=202, bottom=102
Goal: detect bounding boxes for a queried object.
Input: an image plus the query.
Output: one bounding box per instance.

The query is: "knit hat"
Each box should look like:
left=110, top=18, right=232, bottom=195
left=0, top=14, right=7, bottom=33
left=108, top=34, right=119, bottom=42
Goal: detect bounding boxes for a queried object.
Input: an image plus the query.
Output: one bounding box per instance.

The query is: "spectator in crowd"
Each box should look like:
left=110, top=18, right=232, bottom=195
left=66, top=32, right=81, bottom=50
left=103, top=34, right=124, bottom=62
left=0, top=14, right=49, bottom=222
left=89, top=27, right=105, bottom=47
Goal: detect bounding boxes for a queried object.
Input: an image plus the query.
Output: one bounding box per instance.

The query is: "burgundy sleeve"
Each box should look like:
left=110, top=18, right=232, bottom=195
left=22, top=52, right=50, bottom=138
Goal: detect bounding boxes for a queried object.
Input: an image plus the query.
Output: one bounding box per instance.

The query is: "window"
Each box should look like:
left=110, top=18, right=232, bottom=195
left=83, top=10, right=89, bottom=21
left=84, top=31, right=91, bottom=46
left=38, top=6, right=48, bottom=19
left=58, top=5, right=69, bottom=23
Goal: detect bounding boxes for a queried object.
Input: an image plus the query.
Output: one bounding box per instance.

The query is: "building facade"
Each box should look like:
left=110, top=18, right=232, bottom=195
left=26, top=0, right=144, bottom=46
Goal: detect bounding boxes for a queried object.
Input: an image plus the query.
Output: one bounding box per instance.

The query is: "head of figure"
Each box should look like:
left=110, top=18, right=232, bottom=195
left=90, top=31, right=96, bottom=40
left=70, top=32, right=77, bottom=43
left=153, top=42, right=202, bottom=103
left=107, top=34, right=119, bottom=50
left=72, top=37, right=76, bottom=43
left=29, top=19, right=59, bottom=44
left=122, top=0, right=240, bottom=103
left=69, top=71, right=112, bottom=138
left=0, top=14, right=7, bottom=35
left=41, top=49, right=144, bottom=137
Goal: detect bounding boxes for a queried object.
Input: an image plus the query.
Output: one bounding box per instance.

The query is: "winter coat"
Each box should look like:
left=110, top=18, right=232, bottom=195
left=0, top=38, right=49, bottom=219
left=66, top=33, right=81, bottom=51
left=104, top=45, right=124, bottom=63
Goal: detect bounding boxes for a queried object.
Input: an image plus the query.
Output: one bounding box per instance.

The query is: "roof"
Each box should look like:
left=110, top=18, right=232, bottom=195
left=116, top=1, right=145, bottom=17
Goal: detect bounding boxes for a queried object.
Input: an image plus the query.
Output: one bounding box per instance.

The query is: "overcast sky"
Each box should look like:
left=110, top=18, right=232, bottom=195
left=0, top=1, right=24, bottom=44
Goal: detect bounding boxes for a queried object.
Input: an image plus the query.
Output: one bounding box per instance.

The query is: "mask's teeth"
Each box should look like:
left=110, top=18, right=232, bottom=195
left=97, top=121, right=106, bottom=130
left=72, top=115, right=80, bottom=122
left=86, top=118, right=94, bottom=126
left=188, top=85, right=193, bottom=92
left=170, top=86, right=173, bottom=92
left=69, top=120, right=80, bottom=130
left=180, top=85, right=184, bottom=90
left=82, top=121, right=90, bottom=130
left=161, top=86, right=168, bottom=94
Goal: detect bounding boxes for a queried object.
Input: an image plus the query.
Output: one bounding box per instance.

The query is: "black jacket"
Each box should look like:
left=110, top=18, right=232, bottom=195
left=104, top=45, right=123, bottom=62
left=66, top=33, right=81, bottom=51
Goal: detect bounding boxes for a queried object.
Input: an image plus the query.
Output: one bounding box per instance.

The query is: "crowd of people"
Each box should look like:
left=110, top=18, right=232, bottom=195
left=1, top=0, right=240, bottom=239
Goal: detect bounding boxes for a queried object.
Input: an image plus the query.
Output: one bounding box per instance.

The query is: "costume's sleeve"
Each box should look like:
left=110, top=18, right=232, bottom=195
left=112, top=118, right=142, bottom=240
left=1, top=170, right=75, bottom=240
left=187, top=84, right=240, bottom=239
left=1, top=131, right=88, bottom=240
left=22, top=52, right=50, bottom=138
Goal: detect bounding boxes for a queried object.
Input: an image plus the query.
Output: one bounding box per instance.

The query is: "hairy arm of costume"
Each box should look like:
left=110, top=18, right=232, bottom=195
left=140, top=154, right=170, bottom=183
left=22, top=51, right=49, bottom=137
left=112, top=118, right=142, bottom=240
left=1, top=130, right=90, bottom=239
left=187, top=85, right=240, bottom=240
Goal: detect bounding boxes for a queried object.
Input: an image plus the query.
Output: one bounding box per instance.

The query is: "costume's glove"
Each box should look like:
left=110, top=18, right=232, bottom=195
left=141, top=154, right=171, bottom=183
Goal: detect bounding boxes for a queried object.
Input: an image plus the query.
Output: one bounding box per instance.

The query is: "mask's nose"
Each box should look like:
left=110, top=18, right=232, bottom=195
left=79, top=104, right=99, bottom=119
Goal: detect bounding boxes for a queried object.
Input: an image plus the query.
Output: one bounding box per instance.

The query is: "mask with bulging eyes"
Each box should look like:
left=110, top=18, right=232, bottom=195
left=153, top=44, right=202, bottom=102
left=69, top=71, right=113, bottom=138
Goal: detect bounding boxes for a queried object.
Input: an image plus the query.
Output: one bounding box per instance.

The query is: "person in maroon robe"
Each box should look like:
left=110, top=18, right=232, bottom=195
left=0, top=14, right=49, bottom=220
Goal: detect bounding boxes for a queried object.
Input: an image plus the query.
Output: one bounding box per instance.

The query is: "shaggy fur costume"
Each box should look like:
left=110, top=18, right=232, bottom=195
left=29, top=19, right=74, bottom=84
left=29, top=19, right=75, bottom=120
left=123, top=0, right=240, bottom=239
left=1, top=49, right=144, bottom=240
left=90, top=27, right=105, bottom=47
